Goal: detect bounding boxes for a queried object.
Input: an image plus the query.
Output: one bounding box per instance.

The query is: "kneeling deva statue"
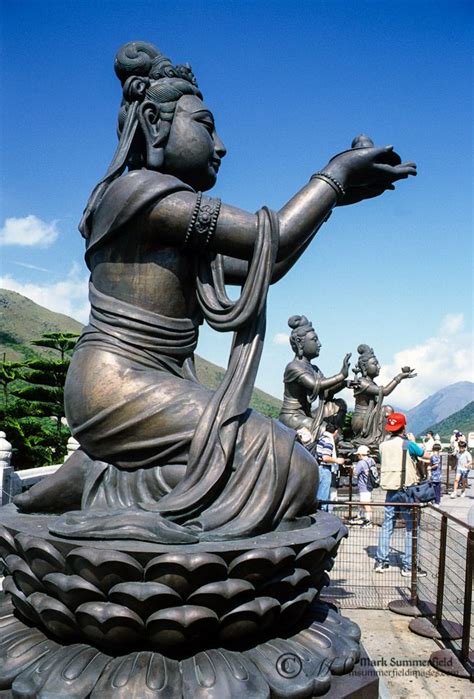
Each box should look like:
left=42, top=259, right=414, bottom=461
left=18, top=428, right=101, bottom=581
left=0, top=41, right=416, bottom=697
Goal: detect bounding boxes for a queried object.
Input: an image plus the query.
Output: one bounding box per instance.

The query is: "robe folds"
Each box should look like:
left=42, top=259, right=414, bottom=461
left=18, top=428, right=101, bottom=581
left=63, top=169, right=317, bottom=541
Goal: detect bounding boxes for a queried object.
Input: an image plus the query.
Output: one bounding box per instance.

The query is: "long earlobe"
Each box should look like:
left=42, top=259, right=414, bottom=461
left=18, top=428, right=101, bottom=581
left=138, top=102, right=166, bottom=169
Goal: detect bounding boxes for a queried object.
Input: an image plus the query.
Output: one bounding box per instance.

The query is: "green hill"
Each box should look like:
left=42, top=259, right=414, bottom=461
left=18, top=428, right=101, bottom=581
left=0, top=288, right=281, bottom=417
left=0, top=289, right=84, bottom=361
left=424, top=401, right=474, bottom=441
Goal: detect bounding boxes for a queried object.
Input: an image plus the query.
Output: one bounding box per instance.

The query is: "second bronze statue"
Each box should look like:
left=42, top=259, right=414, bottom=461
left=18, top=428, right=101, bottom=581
left=279, top=315, right=350, bottom=441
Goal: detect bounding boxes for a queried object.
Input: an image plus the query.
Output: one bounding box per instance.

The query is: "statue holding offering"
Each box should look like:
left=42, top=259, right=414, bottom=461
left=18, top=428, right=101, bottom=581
left=15, top=41, right=416, bottom=542
left=279, top=315, right=350, bottom=440
left=350, top=343, right=416, bottom=446
left=1, top=40, right=418, bottom=697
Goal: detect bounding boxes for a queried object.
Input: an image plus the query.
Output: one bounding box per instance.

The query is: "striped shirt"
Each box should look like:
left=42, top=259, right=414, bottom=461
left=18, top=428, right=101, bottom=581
left=316, top=431, right=336, bottom=465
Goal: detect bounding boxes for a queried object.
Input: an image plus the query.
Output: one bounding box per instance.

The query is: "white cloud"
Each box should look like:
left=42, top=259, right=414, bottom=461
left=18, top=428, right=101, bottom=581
left=273, top=332, right=289, bottom=346
left=440, top=313, right=464, bottom=336
left=377, top=313, right=473, bottom=409
left=0, top=215, right=59, bottom=247
left=0, top=264, right=89, bottom=324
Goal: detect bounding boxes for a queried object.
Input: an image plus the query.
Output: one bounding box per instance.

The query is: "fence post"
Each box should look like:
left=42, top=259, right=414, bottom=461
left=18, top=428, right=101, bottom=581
left=409, top=505, right=418, bottom=605
left=435, top=514, right=448, bottom=624
left=461, top=527, right=473, bottom=666
left=445, top=453, right=450, bottom=494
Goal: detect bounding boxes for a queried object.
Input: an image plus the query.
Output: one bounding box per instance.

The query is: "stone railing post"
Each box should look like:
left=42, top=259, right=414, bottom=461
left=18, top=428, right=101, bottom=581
left=0, top=430, right=13, bottom=505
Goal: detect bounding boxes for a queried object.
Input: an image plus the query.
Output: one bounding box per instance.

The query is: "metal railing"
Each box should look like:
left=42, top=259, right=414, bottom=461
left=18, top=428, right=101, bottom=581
left=319, top=501, right=421, bottom=608
left=317, top=499, right=473, bottom=679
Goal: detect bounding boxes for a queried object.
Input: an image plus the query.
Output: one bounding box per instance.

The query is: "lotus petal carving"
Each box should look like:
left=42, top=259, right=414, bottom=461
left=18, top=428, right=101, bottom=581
left=5, top=554, right=45, bottom=597
left=108, top=581, right=182, bottom=620
left=14, top=534, right=66, bottom=579
left=0, top=525, right=17, bottom=560
left=75, top=601, right=144, bottom=647
left=279, top=587, right=318, bottom=628
left=295, top=540, right=328, bottom=574
left=309, top=600, right=361, bottom=641
left=181, top=648, right=269, bottom=698
left=28, top=591, right=79, bottom=640
left=228, top=547, right=295, bottom=586
left=90, top=651, right=182, bottom=699
left=11, top=643, right=111, bottom=698
left=245, top=637, right=330, bottom=698
left=219, top=596, right=280, bottom=645
left=67, top=547, right=143, bottom=592
left=187, top=578, right=255, bottom=617
left=144, top=553, right=227, bottom=598
left=0, top=621, right=59, bottom=691
left=260, top=567, right=311, bottom=602
left=2, top=575, right=40, bottom=624
left=293, top=619, right=359, bottom=675
left=146, top=605, right=219, bottom=648
left=43, top=572, right=106, bottom=610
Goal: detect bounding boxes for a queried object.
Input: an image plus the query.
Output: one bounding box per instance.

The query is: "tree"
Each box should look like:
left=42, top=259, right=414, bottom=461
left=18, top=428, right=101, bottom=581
left=1, top=333, right=79, bottom=468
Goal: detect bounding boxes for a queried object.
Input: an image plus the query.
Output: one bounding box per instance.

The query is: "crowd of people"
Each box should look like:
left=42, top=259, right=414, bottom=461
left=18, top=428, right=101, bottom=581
left=296, top=417, right=472, bottom=577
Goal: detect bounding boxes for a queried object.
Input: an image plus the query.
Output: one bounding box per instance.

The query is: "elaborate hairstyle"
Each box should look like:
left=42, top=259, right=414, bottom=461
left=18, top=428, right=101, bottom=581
left=288, top=315, right=314, bottom=356
left=80, top=41, right=201, bottom=238
left=352, top=343, right=376, bottom=378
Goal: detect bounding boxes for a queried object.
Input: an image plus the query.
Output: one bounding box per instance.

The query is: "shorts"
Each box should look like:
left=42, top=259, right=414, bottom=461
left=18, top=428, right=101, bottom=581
left=359, top=491, right=372, bottom=504
left=456, top=468, right=469, bottom=479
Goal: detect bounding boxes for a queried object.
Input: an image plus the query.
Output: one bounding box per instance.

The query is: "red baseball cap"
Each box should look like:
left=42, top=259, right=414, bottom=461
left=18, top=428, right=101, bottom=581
left=385, top=412, right=407, bottom=432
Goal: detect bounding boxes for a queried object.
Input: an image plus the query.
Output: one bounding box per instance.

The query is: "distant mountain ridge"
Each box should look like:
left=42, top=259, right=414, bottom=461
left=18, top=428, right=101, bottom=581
left=405, top=381, right=474, bottom=436
left=0, top=288, right=281, bottom=417
left=424, top=401, right=474, bottom=441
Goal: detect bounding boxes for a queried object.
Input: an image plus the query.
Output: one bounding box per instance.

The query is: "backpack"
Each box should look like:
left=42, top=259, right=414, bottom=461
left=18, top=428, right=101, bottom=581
left=368, top=460, right=380, bottom=489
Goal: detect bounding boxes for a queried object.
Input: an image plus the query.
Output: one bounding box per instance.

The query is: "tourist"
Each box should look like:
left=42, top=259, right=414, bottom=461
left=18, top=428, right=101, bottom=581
left=316, top=424, right=345, bottom=512
left=423, top=431, right=435, bottom=451
left=451, top=441, right=472, bottom=498
left=353, top=445, right=375, bottom=527
left=429, top=443, right=442, bottom=506
left=374, top=412, right=429, bottom=577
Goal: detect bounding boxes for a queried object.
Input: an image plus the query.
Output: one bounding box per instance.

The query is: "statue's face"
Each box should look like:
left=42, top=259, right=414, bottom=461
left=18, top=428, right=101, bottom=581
left=366, top=356, right=380, bottom=378
left=302, top=330, right=321, bottom=359
left=162, top=95, right=226, bottom=191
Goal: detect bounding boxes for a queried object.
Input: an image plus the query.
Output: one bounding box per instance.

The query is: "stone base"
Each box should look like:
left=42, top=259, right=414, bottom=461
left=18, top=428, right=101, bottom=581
left=0, top=505, right=369, bottom=697
left=0, top=594, right=378, bottom=698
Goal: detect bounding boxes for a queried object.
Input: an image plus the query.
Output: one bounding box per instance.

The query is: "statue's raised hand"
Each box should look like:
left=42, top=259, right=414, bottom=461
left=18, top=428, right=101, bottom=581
left=341, top=352, right=351, bottom=378
left=400, top=366, right=416, bottom=380
left=324, top=135, right=416, bottom=206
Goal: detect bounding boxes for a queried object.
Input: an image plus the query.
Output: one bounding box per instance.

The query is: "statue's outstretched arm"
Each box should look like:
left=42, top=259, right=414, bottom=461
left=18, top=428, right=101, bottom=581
left=220, top=219, right=325, bottom=285
left=296, top=353, right=351, bottom=395
left=145, top=141, right=416, bottom=270
left=383, top=367, right=416, bottom=395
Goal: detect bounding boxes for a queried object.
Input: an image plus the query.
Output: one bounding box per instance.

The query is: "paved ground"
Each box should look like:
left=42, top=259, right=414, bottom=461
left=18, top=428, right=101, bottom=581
left=332, top=473, right=473, bottom=697
left=346, top=608, right=471, bottom=698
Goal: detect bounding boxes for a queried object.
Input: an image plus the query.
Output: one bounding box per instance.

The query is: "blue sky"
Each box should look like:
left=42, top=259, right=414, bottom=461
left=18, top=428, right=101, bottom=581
left=1, top=0, right=472, bottom=408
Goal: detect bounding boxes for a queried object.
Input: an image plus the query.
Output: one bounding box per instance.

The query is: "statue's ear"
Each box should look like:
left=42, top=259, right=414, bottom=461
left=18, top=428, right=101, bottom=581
left=296, top=336, right=304, bottom=358
left=138, top=101, right=168, bottom=169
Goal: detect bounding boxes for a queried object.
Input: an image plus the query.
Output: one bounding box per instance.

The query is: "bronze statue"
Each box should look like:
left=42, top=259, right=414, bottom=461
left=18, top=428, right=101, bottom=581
left=279, top=315, right=350, bottom=439
left=14, top=42, right=415, bottom=542
left=1, top=41, right=416, bottom=697
left=351, top=343, right=416, bottom=446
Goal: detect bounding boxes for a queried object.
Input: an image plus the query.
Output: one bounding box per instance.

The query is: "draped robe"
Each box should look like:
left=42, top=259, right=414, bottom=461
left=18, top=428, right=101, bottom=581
left=57, top=170, right=317, bottom=542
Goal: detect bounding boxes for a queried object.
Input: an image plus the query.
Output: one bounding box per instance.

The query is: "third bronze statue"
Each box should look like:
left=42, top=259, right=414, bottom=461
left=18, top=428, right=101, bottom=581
left=0, top=40, right=416, bottom=698
left=350, top=344, right=416, bottom=447
left=279, top=315, right=350, bottom=440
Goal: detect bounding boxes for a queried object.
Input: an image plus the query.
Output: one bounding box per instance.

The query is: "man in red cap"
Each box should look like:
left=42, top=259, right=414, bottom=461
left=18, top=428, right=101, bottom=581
left=374, top=412, right=430, bottom=576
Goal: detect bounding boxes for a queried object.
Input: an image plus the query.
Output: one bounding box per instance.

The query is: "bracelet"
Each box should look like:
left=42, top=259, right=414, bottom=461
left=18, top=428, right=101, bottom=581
left=183, top=192, right=221, bottom=250
left=183, top=192, right=202, bottom=248
left=195, top=196, right=221, bottom=247
left=310, top=172, right=346, bottom=200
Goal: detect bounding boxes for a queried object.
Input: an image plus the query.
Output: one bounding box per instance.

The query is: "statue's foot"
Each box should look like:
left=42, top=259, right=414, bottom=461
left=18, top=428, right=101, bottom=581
left=13, top=449, right=92, bottom=513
